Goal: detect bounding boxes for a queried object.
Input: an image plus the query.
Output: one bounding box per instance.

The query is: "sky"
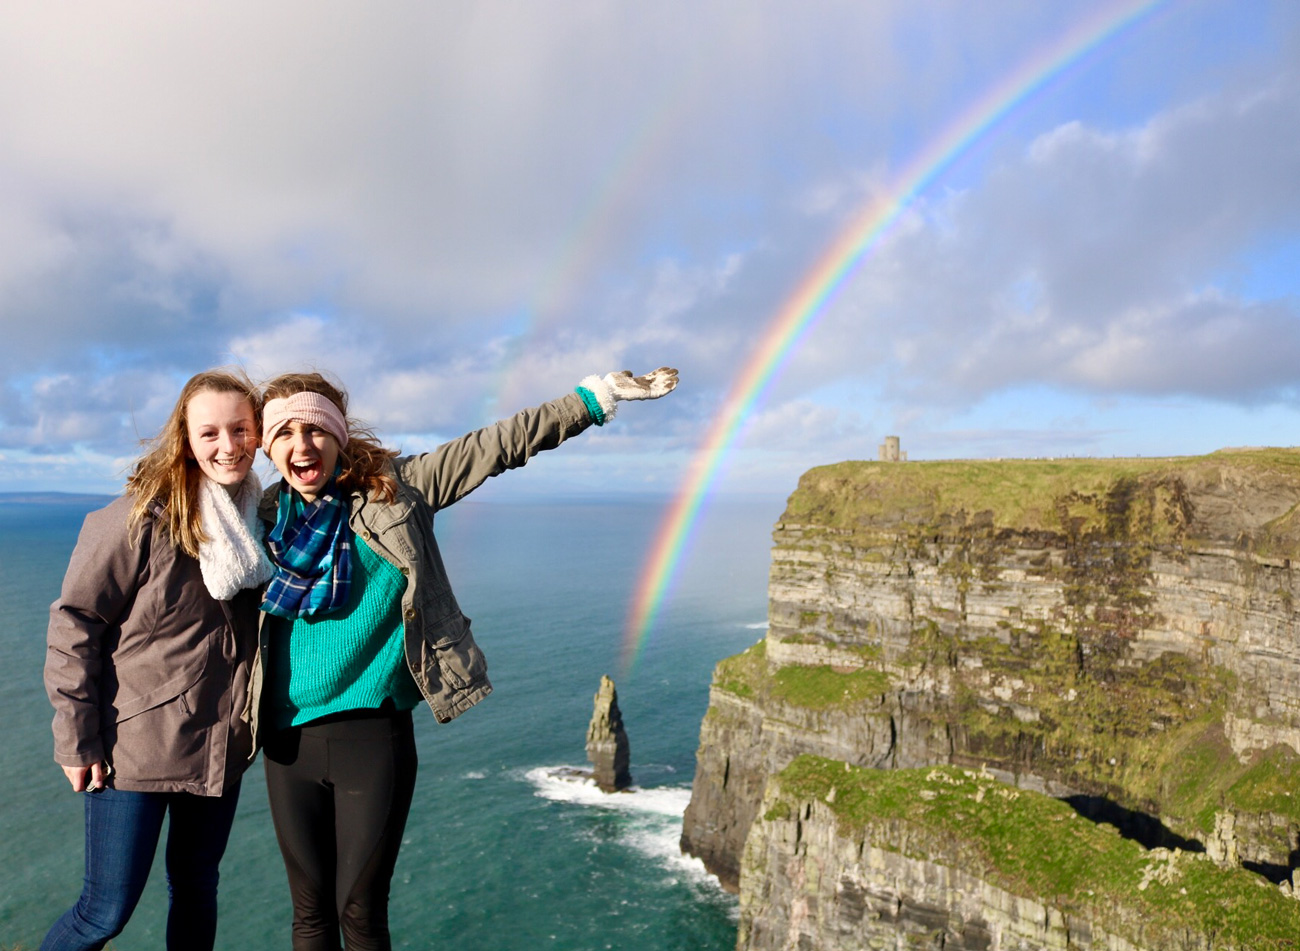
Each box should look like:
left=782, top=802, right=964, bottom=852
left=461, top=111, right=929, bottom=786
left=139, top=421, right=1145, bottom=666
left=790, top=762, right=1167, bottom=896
left=0, top=0, right=1297, bottom=504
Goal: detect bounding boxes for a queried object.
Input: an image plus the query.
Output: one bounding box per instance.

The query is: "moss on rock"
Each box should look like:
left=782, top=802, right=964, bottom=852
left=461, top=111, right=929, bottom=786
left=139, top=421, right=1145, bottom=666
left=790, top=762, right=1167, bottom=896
left=767, top=756, right=1300, bottom=949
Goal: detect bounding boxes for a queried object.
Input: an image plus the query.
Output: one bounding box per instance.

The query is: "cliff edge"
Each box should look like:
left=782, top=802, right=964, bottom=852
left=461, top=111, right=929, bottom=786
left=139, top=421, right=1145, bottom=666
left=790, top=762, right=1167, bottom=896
left=681, top=449, right=1300, bottom=946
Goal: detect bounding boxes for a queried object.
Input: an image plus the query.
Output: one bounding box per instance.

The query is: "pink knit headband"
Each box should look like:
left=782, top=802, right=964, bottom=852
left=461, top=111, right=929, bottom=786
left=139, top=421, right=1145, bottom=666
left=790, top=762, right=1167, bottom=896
left=262, top=392, right=350, bottom=449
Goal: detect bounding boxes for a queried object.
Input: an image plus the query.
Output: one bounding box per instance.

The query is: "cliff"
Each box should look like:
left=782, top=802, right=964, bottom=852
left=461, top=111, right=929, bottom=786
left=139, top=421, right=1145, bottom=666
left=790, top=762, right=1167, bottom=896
left=680, top=449, right=1300, bottom=946
left=741, top=757, right=1300, bottom=949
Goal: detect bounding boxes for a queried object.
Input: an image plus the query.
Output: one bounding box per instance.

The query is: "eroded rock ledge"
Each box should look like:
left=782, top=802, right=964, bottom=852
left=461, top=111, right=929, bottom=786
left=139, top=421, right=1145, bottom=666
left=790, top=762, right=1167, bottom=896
left=741, top=758, right=1300, bottom=950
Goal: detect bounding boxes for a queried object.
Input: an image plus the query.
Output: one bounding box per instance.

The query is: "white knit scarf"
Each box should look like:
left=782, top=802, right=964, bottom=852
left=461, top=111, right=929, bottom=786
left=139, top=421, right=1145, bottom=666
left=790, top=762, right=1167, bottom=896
left=197, top=469, right=274, bottom=600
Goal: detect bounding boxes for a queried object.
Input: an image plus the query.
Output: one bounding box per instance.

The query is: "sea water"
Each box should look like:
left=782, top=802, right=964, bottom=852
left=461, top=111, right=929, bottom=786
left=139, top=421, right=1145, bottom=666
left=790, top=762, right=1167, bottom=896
left=0, top=493, right=780, bottom=949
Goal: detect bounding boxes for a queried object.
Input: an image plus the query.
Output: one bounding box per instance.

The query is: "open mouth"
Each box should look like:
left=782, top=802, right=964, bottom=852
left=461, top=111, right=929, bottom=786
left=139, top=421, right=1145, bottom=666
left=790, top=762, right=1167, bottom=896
left=290, top=459, right=325, bottom=485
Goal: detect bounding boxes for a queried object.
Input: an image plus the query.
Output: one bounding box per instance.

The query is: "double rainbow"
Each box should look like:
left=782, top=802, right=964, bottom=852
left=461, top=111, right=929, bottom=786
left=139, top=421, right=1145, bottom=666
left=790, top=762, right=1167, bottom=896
left=621, top=0, right=1169, bottom=673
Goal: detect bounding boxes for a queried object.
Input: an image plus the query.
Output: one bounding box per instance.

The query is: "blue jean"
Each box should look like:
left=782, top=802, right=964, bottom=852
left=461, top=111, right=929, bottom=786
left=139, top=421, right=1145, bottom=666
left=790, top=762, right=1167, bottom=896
left=41, top=782, right=241, bottom=951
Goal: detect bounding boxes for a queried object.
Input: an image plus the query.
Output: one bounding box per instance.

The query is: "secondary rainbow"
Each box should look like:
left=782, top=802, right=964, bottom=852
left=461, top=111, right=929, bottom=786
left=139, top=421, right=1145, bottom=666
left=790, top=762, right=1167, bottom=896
left=621, top=0, right=1170, bottom=673
left=488, top=61, right=706, bottom=417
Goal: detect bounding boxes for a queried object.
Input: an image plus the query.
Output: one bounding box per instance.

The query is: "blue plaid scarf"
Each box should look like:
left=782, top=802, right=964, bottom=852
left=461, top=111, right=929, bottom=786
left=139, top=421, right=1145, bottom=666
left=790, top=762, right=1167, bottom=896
left=261, top=481, right=353, bottom=619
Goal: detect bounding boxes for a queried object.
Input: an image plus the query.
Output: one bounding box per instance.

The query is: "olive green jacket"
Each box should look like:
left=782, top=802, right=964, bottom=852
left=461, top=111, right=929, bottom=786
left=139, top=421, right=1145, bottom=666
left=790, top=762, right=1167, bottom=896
left=257, top=392, right=595, bottom=723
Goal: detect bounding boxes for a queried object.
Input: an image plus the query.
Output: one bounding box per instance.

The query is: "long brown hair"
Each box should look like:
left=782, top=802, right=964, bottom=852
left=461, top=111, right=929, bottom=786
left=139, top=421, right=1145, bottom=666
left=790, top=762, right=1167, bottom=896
left=262, top=371, right=399, bottom=504
left=125, top=367, right=261, bottom=557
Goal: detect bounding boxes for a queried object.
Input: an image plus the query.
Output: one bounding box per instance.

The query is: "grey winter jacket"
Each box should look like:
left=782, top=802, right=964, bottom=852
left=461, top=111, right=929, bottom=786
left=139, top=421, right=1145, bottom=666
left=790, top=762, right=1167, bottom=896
left=257, top=392, right=595, bottom=723
left=44, top=495, right=261, bottom=796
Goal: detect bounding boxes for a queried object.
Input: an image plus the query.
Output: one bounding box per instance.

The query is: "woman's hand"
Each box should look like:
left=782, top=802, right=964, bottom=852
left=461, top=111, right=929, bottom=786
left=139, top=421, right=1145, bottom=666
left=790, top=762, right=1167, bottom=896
left=62, top=761, right=109, bottom=792
left=602, top=367, right=678, bottom=401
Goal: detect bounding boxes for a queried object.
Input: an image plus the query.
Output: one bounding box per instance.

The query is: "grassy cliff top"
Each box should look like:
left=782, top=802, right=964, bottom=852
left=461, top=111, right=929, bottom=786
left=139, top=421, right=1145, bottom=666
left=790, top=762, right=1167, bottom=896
left=769, top=756, right=1300, bottom=948
left=781, top=448, right=1300, bottom=551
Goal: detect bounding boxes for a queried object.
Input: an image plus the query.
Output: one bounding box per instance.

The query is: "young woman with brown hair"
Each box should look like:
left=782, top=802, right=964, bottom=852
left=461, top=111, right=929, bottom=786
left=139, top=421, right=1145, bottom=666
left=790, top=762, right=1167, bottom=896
left=256, top=366, right=677, bottom=951
left=42, top=368, right=274, bottom=951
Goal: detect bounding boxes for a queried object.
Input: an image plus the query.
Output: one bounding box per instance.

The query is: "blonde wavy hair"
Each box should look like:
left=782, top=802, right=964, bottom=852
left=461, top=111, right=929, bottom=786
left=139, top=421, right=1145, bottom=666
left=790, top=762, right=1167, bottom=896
left=125, top=368, right=261, bottom=558
left=261, top=371, right=399, bottom=504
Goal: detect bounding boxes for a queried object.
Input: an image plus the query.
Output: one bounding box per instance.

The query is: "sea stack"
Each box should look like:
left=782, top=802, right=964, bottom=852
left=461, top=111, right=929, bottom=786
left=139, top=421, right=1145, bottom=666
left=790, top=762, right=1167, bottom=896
left=585, top=674, right=631, bottom=792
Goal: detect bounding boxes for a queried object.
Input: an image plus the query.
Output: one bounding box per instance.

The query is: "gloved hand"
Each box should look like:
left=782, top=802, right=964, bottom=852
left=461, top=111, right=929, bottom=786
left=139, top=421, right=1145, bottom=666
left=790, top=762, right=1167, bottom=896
left=602, top=367, right=678, bottom=401
left=577, top=367, right=678, bottom=424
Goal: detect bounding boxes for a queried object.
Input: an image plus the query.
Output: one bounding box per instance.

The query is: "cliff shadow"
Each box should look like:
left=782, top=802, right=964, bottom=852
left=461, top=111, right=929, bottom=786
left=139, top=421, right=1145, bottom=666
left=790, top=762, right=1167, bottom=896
left=1242, top=842, right=1300, bottom=886
left=1062, top=794, right=1205, bottom=853
left=1065, top=796, right=1300, bottom=885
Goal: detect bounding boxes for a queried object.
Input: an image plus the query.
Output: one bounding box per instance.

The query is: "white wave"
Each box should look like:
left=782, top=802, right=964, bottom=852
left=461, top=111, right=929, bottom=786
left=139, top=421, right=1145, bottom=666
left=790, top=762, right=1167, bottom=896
left=620, top=821, right=725, bottom=891
left=462, top=770, right=487, bottom=780
left=523, top=766, right=730, bottom=897
left=525, top=766, right=689, bottom=816
left=743, top=621, right=770, bottom=630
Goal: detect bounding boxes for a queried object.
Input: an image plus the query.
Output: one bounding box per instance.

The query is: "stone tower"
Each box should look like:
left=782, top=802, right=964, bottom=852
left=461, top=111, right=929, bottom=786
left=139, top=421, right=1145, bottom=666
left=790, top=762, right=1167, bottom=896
left=878, top=435, right=907, bottom=462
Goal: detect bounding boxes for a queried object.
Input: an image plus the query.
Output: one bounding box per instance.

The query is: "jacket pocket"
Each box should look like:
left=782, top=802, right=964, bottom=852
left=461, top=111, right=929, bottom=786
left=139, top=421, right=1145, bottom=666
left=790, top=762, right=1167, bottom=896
left=422, top=612, right=487, bottom=691
left=109, top=654, right=208, bottom=723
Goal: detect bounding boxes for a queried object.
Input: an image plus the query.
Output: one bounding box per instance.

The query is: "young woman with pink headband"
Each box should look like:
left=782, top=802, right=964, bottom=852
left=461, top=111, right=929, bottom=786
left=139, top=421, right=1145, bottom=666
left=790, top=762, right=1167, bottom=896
left=255, top=367, right=677, bottom=951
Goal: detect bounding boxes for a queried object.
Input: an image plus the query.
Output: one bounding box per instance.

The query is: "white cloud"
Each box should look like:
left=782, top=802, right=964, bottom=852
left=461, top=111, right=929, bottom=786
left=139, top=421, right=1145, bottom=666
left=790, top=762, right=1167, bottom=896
left=735, top=399, right=879, bottom=462
left=0, top=2, right=1297, bottom=493
left=796, top=65, right=1300, bottom=410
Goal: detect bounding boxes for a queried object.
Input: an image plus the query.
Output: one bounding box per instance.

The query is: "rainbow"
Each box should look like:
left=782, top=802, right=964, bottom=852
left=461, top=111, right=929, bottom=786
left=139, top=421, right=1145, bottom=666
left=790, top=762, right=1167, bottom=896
left=621, top=0, right=1170, bottom=673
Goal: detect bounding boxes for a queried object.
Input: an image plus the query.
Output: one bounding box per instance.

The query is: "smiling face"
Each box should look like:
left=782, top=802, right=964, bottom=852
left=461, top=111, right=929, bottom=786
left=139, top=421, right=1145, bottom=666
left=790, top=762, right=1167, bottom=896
left=266, top=419, right=341, bottom=502
left=185, top=389, right=258, bottom=487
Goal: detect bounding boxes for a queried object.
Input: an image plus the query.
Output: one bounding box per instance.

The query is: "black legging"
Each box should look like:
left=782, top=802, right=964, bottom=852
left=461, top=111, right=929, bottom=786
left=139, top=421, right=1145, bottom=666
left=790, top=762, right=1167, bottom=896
left=263, top=707, right=418, bottom=951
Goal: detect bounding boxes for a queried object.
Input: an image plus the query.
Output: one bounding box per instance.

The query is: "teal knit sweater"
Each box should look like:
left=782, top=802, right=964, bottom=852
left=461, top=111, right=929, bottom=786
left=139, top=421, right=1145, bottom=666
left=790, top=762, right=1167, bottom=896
left=266, top=533, right=422, bottom=728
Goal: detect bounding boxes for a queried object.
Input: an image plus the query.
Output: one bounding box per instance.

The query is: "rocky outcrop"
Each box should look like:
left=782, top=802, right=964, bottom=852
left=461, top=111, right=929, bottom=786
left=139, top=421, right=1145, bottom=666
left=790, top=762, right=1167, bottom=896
left=680, top=449, right=1300, bottom=937
left=586, top=674, right=631, bottom=792
left=739, top=757, right=1300, bottom=950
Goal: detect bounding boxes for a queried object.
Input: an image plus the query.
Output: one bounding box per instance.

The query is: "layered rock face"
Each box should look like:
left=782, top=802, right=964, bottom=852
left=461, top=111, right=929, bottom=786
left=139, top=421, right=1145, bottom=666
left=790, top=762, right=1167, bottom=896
left=681, top=450, right=1300, bottom=939
left=739, top=758, right=1300, bottom=950
left=586, top=674, right=632, bottom=792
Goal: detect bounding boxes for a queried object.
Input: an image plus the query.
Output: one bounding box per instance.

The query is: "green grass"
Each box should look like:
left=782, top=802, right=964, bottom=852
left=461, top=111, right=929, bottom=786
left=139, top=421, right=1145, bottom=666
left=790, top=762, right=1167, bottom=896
left=779, top=449, right=1300, bottom=557
left=713, top=639, right=894, bottom=712
left=1147, top=716, right=1246, bottom=834
left=769, top=757, right=1300, bottom=949
left=769, top=664, right=891, bottom=709
left=1226, top=745, right=1300, bottom=824
left=713, top=638, right=767, bottom=699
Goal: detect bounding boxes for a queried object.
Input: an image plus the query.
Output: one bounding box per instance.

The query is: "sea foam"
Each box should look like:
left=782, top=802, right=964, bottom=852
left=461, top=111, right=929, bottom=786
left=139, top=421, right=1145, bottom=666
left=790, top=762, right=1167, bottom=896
left=524, top=766, right=729, bottom=897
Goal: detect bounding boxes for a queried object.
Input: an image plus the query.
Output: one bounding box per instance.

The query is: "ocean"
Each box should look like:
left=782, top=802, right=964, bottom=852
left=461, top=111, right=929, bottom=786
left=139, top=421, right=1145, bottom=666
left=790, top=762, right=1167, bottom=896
left=0, top=493, right=780, bottom=950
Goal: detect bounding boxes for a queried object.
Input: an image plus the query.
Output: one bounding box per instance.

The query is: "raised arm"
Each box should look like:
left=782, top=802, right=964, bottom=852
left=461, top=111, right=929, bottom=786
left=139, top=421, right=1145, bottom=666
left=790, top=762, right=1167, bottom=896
left=398, top=367, right=679, bottom=511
